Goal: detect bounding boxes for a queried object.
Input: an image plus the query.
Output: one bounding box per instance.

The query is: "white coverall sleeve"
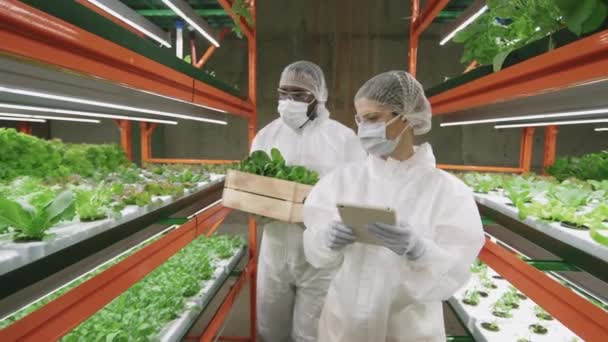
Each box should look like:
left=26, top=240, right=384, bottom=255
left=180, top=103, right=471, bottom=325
left=400, top=191, right=485, bottom=303
left=302, top=173, right=344, bottom=269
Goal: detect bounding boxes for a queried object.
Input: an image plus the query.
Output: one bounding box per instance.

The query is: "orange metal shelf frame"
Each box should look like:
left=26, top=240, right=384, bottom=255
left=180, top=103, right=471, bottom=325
left=480, top=240, right=608, bottom=341
left=410, top=3, right=608, bottom=340
left=429, top=30, right=608, bottom=115
left=0, top=203, right=245, bottom=341
left=408, top=0, right=606, bottom=173
left=143, top=0, right=258, bottom=166
left=0, top=0, right=252, bottom=117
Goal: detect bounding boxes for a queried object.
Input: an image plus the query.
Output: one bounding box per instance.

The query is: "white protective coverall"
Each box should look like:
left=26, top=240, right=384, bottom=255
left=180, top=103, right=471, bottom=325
left=302, top=143, right=485, bottom=342
left=253, top=61, right=365, bottom=342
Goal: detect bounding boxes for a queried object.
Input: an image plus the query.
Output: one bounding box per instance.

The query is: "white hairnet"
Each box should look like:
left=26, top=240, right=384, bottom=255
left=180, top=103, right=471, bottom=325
left=355, top=71, right=432, bottom=135
left=279, top=61, right=329, bottom=103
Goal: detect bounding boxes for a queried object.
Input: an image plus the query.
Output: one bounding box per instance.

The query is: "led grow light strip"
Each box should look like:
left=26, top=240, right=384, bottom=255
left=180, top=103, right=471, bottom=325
left=496, top=118, right=608, bottom=129
left=596, top=127, right=608, bottom=131
left=440, top=5, right=488, bottom=46
left=161, top=0, right=220, bottom=47
left=441, top=108, right=608, bottom=127
left=86, top=0, right=172, bottom=47
left=0, top=112, right=100, bottom=123
left=136, top=87, right=228, bottom=113
left=0, top=103, right=177, bottom=125
left=0, top=86, right=227, bottom=125
left=0, top=224, right=179, bottom=323
left=0, top=116, right=45, bottom=123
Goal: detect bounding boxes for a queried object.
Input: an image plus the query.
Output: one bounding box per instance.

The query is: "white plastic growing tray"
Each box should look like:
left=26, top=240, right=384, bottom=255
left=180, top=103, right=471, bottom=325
left=450, top=265, right=581, bottom=342
left=158, top=246, right=246, bottom=341
left=0, top=175, right=225, bottom=276
left=474, top=192, right=608, bottom=263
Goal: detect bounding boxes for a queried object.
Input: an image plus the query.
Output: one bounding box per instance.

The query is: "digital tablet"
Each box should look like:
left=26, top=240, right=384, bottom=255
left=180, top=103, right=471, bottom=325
left=337, top=203, right=396, bottom=246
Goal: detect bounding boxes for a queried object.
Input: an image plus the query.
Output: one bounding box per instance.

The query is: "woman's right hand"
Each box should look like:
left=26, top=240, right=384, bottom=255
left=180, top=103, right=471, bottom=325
left=325, top=221, right=356, bottom=251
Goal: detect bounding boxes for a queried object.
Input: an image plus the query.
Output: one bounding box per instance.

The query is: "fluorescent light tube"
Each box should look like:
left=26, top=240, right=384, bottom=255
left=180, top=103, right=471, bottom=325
left=0, top=86, right=227, bottom=125
left=495, top=118, right=608, bottom=129
left=0, top=103, right=178, bottom=125
left=162, top=0, right=220, bottom=47
left=440, top=5, right=488, bottom=46
left=0, top=112, right=100, bottom=123
left=595, top=127, right=608, bottom=131
left=441, top=108, right=608, bottom=127
left=86, top=0, right=171, bottom=47
left=135, top=87, right=227, bottom=113
left=0, top=117, right=45, bottom=123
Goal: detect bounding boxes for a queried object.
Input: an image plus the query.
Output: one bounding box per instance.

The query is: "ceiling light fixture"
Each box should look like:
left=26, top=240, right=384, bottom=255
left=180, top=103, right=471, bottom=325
left=135, top=87, right=227, bottom=113
left=0, top=117, right=45, bottom=123
left=0, top=112, right=100, bottom=123
left=86, top=0, right=171, bottom=47
left=0, top=86, right=227, bottom=125
left=595, top=127, right=608, bottom=132
left=0, top=103, right=178, bottom=125
left=440, top=5, right=488, bottom=46
left=161, top=0, right=220, bottom=47
left=495, top=118, right=608, bottom=129
left=441, top=108, right=608, bottom=127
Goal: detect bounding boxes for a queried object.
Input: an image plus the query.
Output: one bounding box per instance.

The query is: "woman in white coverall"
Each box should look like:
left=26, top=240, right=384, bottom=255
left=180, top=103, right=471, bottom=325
left=302, top=71, right=485, bottom=342
left=252, top=61, right=365, bottom=342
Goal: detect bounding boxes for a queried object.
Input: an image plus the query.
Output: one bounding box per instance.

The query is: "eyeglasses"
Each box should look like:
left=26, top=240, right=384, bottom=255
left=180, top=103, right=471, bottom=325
left=355, top=111, right=399, bottom=125
left=278, top=88, right=315, bottom=102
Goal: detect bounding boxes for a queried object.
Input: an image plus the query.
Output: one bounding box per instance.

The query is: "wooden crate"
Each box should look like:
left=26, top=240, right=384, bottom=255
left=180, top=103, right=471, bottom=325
left=222, top=170, right=313, bottom=223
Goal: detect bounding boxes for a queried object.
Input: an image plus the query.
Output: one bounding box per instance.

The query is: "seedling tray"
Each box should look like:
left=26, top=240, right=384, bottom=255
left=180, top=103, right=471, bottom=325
left=450, top=264, right=581, bottom=342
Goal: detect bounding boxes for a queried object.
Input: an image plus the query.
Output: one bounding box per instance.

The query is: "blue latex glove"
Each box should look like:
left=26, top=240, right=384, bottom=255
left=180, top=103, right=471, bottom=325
left=325, top=221, right=356, bottom=251
left=368, top=222, right=426, bottom=260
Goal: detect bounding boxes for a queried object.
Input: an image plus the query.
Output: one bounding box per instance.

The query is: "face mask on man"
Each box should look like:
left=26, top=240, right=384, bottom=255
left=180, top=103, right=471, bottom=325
left=357, top=115, right=409, bottom=157
left=278, top=99, right=317, bottom=131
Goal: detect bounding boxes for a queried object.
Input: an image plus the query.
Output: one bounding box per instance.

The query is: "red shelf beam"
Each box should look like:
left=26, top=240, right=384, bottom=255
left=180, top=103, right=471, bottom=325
left=480, top=240, right=608, bottom=341
left=430, top=30, right=608, bottom=115
left=411, top=0, right=450, bottom=40
left=0, top=204, right=232, bottom=342
left=0, top=0, right=253, bottom=117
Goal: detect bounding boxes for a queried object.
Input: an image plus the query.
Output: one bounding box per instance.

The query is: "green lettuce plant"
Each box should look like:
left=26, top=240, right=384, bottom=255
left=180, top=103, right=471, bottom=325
left=0, top=190, right=75, bottom=241
left=237, top=148, right=320, bottom=185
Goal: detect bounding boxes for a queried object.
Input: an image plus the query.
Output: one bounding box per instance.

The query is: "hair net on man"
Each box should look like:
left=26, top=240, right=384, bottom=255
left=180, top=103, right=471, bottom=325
left=279, top=61, right=330, bottom=119
left=354, top=70, right=432, bottom=135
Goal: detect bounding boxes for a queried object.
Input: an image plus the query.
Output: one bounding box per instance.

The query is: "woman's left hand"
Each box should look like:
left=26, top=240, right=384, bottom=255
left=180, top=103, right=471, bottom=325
left=368, top=222, right=425, bottom=260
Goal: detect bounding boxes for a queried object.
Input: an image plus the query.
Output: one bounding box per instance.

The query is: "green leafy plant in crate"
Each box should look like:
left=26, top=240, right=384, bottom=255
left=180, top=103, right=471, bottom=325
left=237, top=148, right=320, bottom=185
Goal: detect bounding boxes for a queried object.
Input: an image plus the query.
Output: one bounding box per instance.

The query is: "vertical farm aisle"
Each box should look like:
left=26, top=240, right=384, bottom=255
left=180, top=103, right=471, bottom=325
left=183, top=212, right=469, bottom=340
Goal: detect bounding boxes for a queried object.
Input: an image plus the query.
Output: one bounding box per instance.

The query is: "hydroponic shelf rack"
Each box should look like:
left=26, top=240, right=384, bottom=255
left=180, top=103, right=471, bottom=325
left=450, top=262, right=582, bottom=342
left=0, top=175, right=224, bottom=277
left=475, top=193, right=608, bottom=282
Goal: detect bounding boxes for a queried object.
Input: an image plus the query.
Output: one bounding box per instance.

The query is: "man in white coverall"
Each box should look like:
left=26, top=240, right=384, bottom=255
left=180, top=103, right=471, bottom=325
left=251, top=61, right=365, bottom=342
left=302, top=70, right=485, bottom=341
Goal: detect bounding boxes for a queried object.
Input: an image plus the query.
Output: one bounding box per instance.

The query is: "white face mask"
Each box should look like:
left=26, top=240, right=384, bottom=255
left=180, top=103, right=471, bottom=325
left=278, top=99, right=311, bottom=131
left=357, top=116, right=409, bottom=157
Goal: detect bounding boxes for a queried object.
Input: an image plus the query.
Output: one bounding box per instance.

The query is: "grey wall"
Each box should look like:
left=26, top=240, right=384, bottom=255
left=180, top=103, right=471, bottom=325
left=36, top=0, right=606, bottom=168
